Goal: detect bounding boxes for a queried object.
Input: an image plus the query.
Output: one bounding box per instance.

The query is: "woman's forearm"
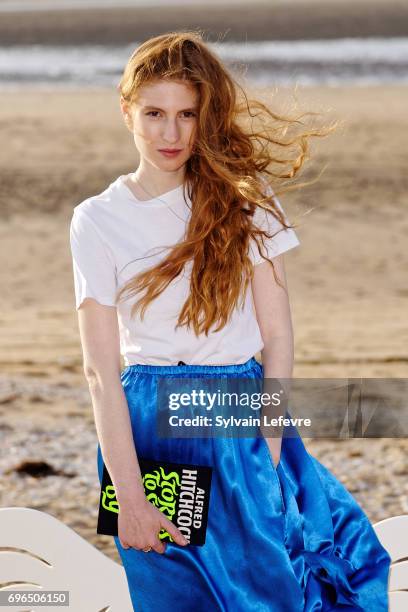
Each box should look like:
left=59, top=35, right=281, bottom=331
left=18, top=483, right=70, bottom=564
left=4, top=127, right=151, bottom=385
left=260, top=335, right=295, bottom=465
left=87, top=374, right=146, bottom=506
left=261, top=333, right=294, bottom=386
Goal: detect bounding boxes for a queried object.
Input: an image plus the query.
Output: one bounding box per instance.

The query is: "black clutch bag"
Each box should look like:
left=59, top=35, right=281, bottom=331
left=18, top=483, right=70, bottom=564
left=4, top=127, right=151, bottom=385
left=97, top=458, right=213, bottom=546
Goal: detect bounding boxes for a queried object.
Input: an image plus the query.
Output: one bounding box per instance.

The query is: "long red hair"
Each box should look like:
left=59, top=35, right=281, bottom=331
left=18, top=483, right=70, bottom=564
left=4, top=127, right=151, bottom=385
left=116, top=31, right=333, bottom=335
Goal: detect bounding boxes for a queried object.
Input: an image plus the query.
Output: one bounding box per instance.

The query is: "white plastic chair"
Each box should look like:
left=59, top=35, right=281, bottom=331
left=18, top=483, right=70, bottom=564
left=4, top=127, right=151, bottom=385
left=0, top=507, right=407, bottom=611
left=373, top=515, right=408, bottom=612
left=0, top=507, right=133, bottom=611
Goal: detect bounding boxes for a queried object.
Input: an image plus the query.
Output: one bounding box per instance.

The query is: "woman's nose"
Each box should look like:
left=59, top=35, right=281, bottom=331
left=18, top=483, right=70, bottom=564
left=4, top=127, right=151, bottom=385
left=162, top=119, right=180, bottom=143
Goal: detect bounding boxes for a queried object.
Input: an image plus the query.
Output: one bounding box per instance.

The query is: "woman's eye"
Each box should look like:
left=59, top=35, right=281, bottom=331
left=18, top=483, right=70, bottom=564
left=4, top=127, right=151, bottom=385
left=145, top=111, right=196, bottom=118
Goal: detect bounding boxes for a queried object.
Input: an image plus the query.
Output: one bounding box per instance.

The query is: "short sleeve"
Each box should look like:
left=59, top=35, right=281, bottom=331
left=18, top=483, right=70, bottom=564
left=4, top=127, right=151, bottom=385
left=69, top=208, right=118, bottom=309
left=249, top=194, right=300, bottom=265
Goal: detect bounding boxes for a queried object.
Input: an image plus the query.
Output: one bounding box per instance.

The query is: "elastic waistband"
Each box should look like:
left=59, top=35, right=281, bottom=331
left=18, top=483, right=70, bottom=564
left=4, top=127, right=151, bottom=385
left=122, top=356, right=262, bottom=376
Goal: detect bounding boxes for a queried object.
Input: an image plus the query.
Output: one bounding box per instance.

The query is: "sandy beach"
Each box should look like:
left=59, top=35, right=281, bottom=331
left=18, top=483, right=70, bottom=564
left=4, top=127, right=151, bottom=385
left=1, top=84, right=407, bottom=377
left=0, top=81, right=407, bottom=562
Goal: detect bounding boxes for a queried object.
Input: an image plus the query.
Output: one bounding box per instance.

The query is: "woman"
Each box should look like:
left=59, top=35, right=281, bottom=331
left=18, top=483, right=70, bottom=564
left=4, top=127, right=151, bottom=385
left=69, top=32, right=391, bottom=611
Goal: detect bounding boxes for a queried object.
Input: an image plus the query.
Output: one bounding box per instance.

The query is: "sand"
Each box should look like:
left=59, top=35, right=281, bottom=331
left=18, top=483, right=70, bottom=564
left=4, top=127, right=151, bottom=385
left=1, top=84, right=407, bottom=376
left=0, top=83, right=407, bottom=562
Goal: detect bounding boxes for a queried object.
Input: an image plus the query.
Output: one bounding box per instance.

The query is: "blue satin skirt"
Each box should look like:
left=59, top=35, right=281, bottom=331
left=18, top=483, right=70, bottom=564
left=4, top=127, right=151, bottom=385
left=96, top=357, right=391, bottom=611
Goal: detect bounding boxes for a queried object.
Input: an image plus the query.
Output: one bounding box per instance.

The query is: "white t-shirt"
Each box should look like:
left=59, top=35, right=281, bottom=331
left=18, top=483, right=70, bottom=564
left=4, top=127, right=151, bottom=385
left=69, top=174, right=300, bottom=366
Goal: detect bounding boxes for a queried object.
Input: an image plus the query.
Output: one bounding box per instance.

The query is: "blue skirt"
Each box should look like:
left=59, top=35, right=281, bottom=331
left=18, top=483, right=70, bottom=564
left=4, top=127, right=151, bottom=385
left=97, top=357, right=391, bottom=611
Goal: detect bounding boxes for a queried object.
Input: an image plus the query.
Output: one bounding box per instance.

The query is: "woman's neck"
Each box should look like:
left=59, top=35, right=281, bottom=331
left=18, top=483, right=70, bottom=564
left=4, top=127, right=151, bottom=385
left=130, top=164, right=186, bottom=200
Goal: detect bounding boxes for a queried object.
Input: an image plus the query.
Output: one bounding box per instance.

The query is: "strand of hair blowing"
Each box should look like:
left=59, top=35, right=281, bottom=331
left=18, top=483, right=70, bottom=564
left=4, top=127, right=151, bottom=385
left=115, top=31, right=335, bottom=336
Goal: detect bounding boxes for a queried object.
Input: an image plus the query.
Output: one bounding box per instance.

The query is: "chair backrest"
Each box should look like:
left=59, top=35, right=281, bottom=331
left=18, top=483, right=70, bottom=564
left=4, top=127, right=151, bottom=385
left=0, top=507, right=133, bottom=612
left=373, top=515, right=408, bottom=612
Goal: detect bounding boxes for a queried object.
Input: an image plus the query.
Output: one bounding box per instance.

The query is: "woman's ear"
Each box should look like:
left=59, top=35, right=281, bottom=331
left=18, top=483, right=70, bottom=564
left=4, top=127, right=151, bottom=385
left=120, top=96, right=133, bottom=132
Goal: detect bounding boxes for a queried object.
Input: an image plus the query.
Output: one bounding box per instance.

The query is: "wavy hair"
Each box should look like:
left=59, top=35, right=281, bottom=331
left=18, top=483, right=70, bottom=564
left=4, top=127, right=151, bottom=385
left=115, top=30, right=335, bottom=336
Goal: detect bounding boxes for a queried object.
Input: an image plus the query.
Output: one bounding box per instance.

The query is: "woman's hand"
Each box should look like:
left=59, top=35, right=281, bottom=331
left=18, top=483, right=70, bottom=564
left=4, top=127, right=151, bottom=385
left=118, top=498, right=189, bottom=554
left=264, top=435, right=282, bottom=469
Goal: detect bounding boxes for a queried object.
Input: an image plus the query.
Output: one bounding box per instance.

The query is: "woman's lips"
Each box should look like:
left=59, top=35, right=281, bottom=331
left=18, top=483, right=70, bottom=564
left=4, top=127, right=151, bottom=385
left=158, top=149, right=182, bottom=158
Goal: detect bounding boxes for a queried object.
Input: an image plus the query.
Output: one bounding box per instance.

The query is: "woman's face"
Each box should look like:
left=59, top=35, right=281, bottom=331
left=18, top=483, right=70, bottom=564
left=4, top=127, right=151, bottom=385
left=121, top=79, right=198, bottom=172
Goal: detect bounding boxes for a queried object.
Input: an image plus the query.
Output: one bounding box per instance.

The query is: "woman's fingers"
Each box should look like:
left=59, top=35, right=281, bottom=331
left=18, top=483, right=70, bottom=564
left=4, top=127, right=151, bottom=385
left=160, top=514, right=189, bottom=547
left=118, top=504, right=189, bottom=552
left=151, top=537, right=167, bottom=554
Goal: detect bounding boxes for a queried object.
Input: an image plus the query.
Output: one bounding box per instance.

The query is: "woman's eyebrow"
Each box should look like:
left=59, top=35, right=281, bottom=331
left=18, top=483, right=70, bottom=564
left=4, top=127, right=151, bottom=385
left=142, top=105, right=198, bottom=112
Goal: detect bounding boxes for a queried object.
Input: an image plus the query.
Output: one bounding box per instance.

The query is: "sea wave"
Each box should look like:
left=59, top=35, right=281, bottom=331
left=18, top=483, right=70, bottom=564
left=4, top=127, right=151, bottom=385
left=1, top=38, right=408, bottom=87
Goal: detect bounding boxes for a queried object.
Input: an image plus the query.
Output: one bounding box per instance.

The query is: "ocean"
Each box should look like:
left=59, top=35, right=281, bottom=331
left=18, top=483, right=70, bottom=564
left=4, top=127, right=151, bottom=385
left=1, top=37, right=407, bottom=88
